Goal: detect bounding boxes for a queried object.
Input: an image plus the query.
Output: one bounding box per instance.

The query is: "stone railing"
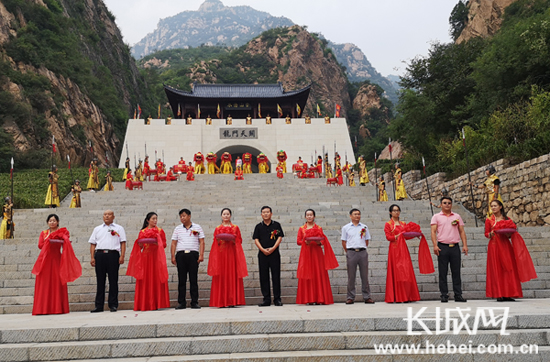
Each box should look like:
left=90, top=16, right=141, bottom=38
left=367, top=154, right=550, bottom=227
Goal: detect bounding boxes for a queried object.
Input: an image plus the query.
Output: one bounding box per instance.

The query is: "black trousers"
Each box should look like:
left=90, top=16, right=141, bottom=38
left=94, top=251, right=120, bottom=309
left=176, top=251, right=199, bottom=305
left=437, top=242, right=462, bottom=297
left=258, top=251, right=281, bottom=303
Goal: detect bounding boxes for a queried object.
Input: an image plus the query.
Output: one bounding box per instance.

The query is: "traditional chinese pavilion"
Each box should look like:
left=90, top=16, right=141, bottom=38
left=164, top=82, right=311, bottom=119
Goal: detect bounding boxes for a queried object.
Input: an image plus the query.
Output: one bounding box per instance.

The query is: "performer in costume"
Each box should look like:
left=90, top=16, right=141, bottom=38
left=485, top=200, right=537, bottom=301
left=296, top=209, right=338, bottom=305
left=166, top=167, right=177, bottom=181
left=277, top=150, right=287, bottom=173
left=349, top=171, right=356, bottom=187
left=394, top=163, right=408, bottom=200
left=384, top=205, right=434, bottom=303
left=243, top=153, right=253, bottom=174
left=206, top=153, right=219, bottom=174
left=334, top=153, right=341, bottom=170
left=378, top=177, right=388, bottom=201
left=285, top=115, right=291, bottom=124
left=475, top=166, right=503, bottom=217
left=104, top=171, right=114, bottom=191
left=0, top=196, right=14, bottom=239
left=265, top=114, right=272, bottom=124
left=136, top=160, right=143, bottom=181
left=359, top=156, right=369, bottom=185
left=194, top=152, right=205, bottom=174
left=221, top=152, right=233, bottom=174
left=187, top=162, right=195, bottom=181
left=87, top=161, right=99, bottom=191
left=123, top=158, right=130, bottom=180
left=276, top=163, right=284, bottom=179
left=32, top=214, right=81, bottom=315
left=234, top=165, right=244, bottom=180
left=127, top=212, right=170, bottom=311
left=246, top=114, right=252, bottom=125
left=143, top=156, right=150, bottom=179
left=226, top=114, right=233, bottom=125
left=155, top=159, right=163, bottom=179
left=208, top=208, right=248, bottom=307
left=69, top=180, right=82, bottom=208
left=125, top=169, right=134, bottom=190
left=45, top=166, right=60, bottom=207
left=336, top=165, right=343, bottom=185
left=257, top=153, right=269, bottom=173
left=316, top=155, right=323, bottom=177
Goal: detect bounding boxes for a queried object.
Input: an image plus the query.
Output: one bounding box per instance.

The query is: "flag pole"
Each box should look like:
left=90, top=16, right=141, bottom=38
left=423, top=157, right=434, bottom=216
left=462, top=128, right=478, bottom=227
left=67, top=155, right=75, bottom=186
left=389, top=137, right=396, bottom=201
left=51, top=136, right=55, bottom=207
left=375, top=152, right=378, bottom=201
left=10, top=157, right=14, bottom=238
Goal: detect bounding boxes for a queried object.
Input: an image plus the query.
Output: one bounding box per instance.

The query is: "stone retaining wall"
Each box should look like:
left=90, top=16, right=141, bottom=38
left=367, top=154, right=550, bottom=227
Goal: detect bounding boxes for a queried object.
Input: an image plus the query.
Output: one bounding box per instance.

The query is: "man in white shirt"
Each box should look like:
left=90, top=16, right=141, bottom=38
left=89, top=210, right=127, bottom=312
left=171, top=208, right=205, bottom=309
left=341, top=208, right=374, bottom=304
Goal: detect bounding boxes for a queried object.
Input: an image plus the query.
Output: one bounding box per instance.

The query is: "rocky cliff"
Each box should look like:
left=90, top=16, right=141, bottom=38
left=0, top=0, right=151, bottom=168
left=456, top=0, right=518, bottom=43
left=131, top=0, right=294, bottom=59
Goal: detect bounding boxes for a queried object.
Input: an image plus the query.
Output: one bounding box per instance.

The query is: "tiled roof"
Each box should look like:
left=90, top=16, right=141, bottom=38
left=164, top=83, right=311, bottom=99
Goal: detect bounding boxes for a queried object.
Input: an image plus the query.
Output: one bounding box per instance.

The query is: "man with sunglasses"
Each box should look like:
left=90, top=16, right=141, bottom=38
left=430, top=197, right=468, bottom=303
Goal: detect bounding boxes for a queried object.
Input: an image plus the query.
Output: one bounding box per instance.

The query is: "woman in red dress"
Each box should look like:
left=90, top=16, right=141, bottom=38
left=485, top=200, right=537, bottom=301
left=316, top=156, right=323, bottom=176
left=296, top=209, right=339, bottom=305
left=208, top=208, right=248, bottom=307
left=186, top=162, right=195, bottom=181
left=336, top=165, right=343, bottom=185
left=125, top=169, right=134, bottom=190
left=384, top=204, right=421, bottom=303
left=32, top=214, right=82, bottom=315
left=127, top=212, right=170, bottom=311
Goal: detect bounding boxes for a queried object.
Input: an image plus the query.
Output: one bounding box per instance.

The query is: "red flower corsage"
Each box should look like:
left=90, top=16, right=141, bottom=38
left=270, top=230, right=279, bottom=240
left=191, top=230, right=200, bottom=236
left=451, top=219, right=459, bottom=226
left=360, top=227, right=367, bottom=238
left=109, top=229, right=119, bottom=237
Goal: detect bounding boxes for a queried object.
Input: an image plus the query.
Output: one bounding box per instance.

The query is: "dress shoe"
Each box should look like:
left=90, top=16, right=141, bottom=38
left=258, top=301, right=271, bottom=307
left=364, top=298, right=375, bottom=304
left=454, top=295, right=467, bottom=302
left=503, top=297, right=515, bottom=302
left=190, top=303, right=201, bottom=309
left=90, top=308, right=104, bottom=313
left=110, top=307, right=117, bottom=312
left=345, top=299, right=354, bottom=305
left=274, top=300, right=283, bottom=306
left=175, top=303, right=186, bottom=310
left=441, top=295, right=449, bottom=303
left=497, top=297, right=504, bottom=302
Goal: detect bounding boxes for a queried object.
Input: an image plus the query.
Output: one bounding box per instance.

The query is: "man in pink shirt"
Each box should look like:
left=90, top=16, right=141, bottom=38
left=430, top=196, right=468, bottom=303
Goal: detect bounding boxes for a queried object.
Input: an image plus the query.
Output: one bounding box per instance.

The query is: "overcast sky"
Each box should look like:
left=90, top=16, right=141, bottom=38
left=103, top=0, right=458, bottom=77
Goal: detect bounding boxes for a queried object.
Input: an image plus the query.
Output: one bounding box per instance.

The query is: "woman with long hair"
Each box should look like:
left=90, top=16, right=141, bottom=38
left=127, top=212, right=170, bottom=311
left=383, top=204, right=433, bottom=303
left=296, top=209, right=339, bottom=305
left=32, top=214, right=81, bottom=315
left=208, top=208, right=248, bottom=307
left=485, top=200, right=537, bottom=301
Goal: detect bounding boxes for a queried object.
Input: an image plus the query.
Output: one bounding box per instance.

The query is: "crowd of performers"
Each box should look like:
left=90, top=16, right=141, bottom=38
left=29, top=194, right=537, bottom=315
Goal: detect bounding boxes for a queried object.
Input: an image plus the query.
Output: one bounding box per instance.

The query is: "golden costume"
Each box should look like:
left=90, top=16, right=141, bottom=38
left=69, top=184, right=82, bottom=208
left=359, top=157, right=369, bottom=184
left=123, top=159, right=130, bottom=180
left=379, top=180, right=389, bottom=202
left=349, top=172, right=356, bottom=187
left=394, top=167, right=407, bottom=200
left=324, top=115, right=330, bottom=124
left=226, top=116, right=232, bottom=125
left=305, top=116, right=311, bottom=124
left=194, top=152, right=206, bottom=174
left=483, top=173, right=503, bottom=217
left=276, top=150, right=287, bottom=173
left=87, top=162, right=99, bottom=190
left=246, top=115, right=252, bottom=125
left=104, top=173, right=114, bottom=191
left=0, top=199, right=14, bottom=239
left=206, top=153, right=219, bottom=174
left=265, top=115, right=272, bottom=125
left=285, top=116, right=291, bottom=124
left=45, top=171, right=60, bottom=207
left=186, top=116, right=193, bottom=125
left=136, top=161, right=144, bottom=181
left=221, top=152, right=233, bottom=174
left=243, top=153, right=253, bottom=174
left=206, top=116, right=212, bottom=125
left=257, top=154, right=269, bottom=173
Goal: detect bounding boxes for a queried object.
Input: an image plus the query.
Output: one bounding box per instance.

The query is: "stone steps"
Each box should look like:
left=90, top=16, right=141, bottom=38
left=1, top=301, right=549, bottom=361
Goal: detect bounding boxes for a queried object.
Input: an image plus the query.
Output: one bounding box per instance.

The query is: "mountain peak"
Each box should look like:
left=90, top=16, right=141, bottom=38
left=198, top=0, right=225, bottom=13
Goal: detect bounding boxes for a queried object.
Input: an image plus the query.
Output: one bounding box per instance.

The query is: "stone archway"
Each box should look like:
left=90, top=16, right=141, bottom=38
left=215, top=145, right=269, bottom=173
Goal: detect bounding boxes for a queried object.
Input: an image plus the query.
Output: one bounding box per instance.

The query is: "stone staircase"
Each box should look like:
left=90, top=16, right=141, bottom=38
left=1, top=174, right=549, bottom=315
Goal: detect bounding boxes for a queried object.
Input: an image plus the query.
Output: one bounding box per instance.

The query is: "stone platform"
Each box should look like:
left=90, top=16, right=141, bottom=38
left=0, top=298, right=549, bottom=361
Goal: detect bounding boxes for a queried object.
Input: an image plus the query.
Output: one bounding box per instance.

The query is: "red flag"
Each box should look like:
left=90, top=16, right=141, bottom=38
left=52, top=136, right=56, bottom=153
left=388, top=138, right=392, bottom=153
left=335, top=104, right=341, bottom=118
left=133, top=109, right=137, bottom=119
left=137, top=104, right=142, bottom=118
left=67, top=155, right=71, bottom=170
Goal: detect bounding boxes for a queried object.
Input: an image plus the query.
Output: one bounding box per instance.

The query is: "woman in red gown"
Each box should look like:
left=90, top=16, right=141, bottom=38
left=336, top=166, right=343, bottom=185
left=485, top=200, right=537, bottom=301
left=316, top=156, right=323, bottom=176
left=296, top=209, right=339, bottom=305
left=384, top=204, right=421, bottom=303
left=127, top=212, right=170, bottom=311
left=208, top=208, right=248, bottom=307
left=186, top=162, right=195, bottom=181
left=32, top=214, right=82, bottom=315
